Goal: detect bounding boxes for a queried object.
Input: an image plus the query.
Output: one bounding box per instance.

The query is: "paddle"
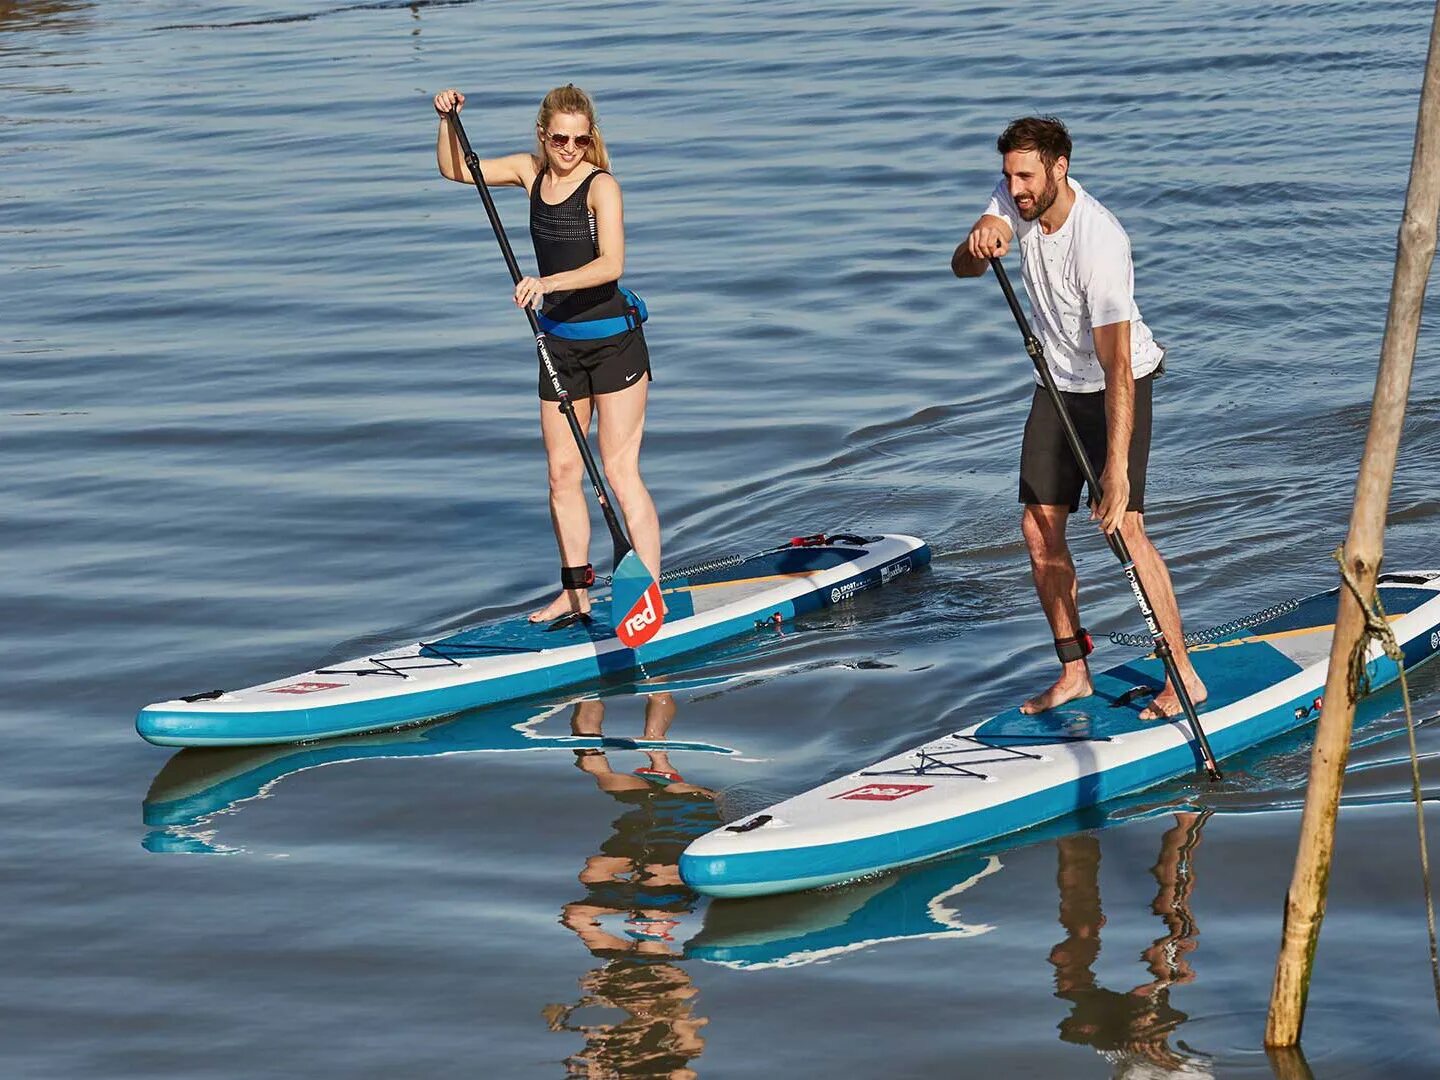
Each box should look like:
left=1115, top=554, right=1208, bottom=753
left=445, top=109, right=664, bottom=648
left=987, top=254, right=1221, bottom=781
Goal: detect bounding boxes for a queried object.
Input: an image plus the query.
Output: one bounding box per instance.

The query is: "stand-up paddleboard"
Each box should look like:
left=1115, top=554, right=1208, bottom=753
left=137, top=533, right=929, bottom=747
left=681, top=571, right=1440, bottom=898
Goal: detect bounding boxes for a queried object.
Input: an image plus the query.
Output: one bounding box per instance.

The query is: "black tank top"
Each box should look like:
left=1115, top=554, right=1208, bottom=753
left=529, top=166, right=625, bottom=325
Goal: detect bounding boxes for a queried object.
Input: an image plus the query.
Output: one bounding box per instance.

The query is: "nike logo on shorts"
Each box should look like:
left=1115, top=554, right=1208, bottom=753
left=625, top=372, right=640, bottom=382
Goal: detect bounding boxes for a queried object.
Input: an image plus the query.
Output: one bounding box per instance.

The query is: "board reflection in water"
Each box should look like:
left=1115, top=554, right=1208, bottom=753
left=141, top=684, right=737, bottom=855
left=687, top=852, right=1001, bottom=969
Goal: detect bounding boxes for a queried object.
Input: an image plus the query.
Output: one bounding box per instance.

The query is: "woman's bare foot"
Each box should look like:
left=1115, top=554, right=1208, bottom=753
left=1020, top=664, right=1093, bottom=715
left=1139, top=675, right=1209, bottom=721
left=529, top=587, right=590, bottom=623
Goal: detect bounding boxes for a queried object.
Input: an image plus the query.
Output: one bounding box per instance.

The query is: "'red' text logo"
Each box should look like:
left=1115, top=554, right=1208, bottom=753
left=264, top=681, right=345, bottom=695
left=617, top=582, right=664, bottom=647
left=830, top=783, right=932, bottom=802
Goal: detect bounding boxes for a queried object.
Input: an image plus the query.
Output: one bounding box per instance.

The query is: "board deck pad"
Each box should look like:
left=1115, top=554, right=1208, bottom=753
left=137, top=533, right=929, bottom=747
left=680, top=574, right=1440, bottom=899
left=980, top=587, right=1433, bottom=745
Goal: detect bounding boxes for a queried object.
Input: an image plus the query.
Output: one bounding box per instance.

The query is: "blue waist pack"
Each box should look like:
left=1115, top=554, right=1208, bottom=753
left=537, top=286, right=648, bottom=341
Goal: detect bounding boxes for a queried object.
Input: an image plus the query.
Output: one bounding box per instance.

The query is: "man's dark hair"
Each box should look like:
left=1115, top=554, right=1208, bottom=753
left=997, top=116, right=1071, bottom=170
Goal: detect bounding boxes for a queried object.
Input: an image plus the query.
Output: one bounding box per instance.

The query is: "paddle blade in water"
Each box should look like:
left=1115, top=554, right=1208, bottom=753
left=612, top=552, right=664, bottom=648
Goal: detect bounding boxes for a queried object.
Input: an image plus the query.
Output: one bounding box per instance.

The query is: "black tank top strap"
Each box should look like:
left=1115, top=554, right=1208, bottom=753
left=574, top=167, right=608, bottom=199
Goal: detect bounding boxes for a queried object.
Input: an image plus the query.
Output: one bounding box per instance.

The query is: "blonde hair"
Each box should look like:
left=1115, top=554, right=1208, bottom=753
left=535, top=84, right=610, bottom=170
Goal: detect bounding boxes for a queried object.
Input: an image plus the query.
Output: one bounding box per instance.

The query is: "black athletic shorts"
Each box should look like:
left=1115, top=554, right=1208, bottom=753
left=538, top=327, right=651, bottom=402
left=1018, top=373, right=1154, bottom=513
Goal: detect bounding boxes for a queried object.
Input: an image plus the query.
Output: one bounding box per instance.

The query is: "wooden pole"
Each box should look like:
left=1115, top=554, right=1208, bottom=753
left=1266, top=0, right=1440, bottom=1046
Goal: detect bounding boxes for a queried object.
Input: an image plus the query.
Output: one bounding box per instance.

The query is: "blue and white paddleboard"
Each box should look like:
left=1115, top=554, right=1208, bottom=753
left=137, top=533, right=929, bottom=747
left=680, top=571, right=1440, bottom=898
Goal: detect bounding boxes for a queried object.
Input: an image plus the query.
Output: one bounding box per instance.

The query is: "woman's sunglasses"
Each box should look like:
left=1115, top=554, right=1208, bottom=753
left=545, top=131, right=593, bottom=150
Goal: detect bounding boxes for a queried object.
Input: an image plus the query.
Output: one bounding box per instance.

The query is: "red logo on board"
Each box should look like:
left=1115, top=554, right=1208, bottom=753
left=616, top=581, right=665, bottom=648
left=265, top=681, right=345, bottom=695
left=831, top=783, right=932, bottom=802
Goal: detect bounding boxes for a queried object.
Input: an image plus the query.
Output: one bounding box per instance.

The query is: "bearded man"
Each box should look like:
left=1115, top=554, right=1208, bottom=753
left=951, top=116, right=1205, bottom=720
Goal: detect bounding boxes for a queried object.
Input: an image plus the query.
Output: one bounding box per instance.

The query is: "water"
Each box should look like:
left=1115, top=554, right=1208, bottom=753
left=6, top=0, right=1440, bottom=1074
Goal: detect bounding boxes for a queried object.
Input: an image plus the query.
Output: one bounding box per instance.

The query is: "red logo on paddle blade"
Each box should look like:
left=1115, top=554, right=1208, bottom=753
left=830, top=783, right=932, bottom=802
left=616, top=580, right=664, bottom=648
left=265, top=681, right=345, bottom=695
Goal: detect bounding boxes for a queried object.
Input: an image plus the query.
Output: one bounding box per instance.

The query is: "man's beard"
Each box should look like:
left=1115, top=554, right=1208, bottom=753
left=1017, top=171, right=1059, bottom=221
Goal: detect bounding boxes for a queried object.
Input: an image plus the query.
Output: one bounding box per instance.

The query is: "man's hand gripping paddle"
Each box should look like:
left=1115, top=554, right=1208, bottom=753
left=446, top=109, right=663, bottom=648
left=987, top=254, right=1220, bottom=781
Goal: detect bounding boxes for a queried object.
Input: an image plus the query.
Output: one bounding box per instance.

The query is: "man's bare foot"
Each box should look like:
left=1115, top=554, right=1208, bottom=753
left=1020, top=667, right=1094, bottom=715
left=1138, top=675, right=1209, bottom=721
left=529, top=588, right=590, bottom=623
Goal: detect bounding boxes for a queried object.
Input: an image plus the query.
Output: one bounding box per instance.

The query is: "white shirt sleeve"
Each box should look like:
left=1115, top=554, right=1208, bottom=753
left=981, top=178, right=1018, bottom=231
left=1079, top=218, right=1135, bottom=329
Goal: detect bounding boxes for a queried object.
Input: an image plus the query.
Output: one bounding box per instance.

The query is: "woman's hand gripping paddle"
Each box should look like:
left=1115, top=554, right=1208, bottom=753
left=445, top=109, right=664, bottom=648
left=987, top=254, right=1220, bottom=781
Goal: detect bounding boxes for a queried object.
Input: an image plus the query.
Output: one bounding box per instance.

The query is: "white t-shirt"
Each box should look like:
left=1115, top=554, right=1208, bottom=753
left=983, top=177, right=1163, bottom=393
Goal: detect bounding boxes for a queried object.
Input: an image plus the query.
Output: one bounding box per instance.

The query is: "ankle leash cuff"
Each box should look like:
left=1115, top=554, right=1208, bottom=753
left=1055, top=628, right=1094, bottom=664
left=561, top=563, right=595, bottom=590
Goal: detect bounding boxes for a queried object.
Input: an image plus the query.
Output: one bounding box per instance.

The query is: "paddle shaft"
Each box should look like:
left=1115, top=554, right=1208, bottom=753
left=446, top=110, right=633, bottom=567
left=988, top=255, right=1220, bottom=780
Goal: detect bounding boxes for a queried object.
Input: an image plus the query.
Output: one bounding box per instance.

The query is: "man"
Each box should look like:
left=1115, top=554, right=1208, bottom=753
left=951, top=116, right=1205, bottom=720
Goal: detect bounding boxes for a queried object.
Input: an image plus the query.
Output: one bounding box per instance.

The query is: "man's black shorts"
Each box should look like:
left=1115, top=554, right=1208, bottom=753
left=1018, top=373, right=1154, bottom=513
left=539, top=327, right=651, bottom=402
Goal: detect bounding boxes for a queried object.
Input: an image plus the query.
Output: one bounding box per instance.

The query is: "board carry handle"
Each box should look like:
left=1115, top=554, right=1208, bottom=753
left=987, top=254, right=1221, bottom=781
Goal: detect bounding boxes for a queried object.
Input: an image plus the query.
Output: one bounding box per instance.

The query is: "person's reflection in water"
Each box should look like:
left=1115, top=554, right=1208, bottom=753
left=543, top=693, right=716, bottom=1079
left=1050, top=812, right=1215, bottom=1078
left=0, top=1, right=94, bottom=33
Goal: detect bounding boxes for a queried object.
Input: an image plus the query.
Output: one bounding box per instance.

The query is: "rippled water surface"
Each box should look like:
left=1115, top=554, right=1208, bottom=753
left=7, top=1, right=1440, bottom=1075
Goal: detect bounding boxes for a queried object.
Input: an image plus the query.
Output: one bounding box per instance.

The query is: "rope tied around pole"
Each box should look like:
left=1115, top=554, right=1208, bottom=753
left=1335, top=547, right=1403, bottom=702
left=1333, top=545, right=1440, bottom=1012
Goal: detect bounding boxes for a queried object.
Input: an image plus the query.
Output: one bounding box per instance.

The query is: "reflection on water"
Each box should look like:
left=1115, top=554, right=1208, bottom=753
left=0, top=0, right=91, bottom=35
left=154, top=0, right=477, bottom=32
left=685, top=809, right=1235, bottom=1074
left=1051, top=813, right=1214, bottom=1078
left=147, top=687, right=728, bottom=1075
left=142, top=684, right=736, bottom=854
left=1265, top=1044, right=1317, bottom=1080
left=688, top=853, right=1001, bottom=969
left=547, top=693, right=718, bottom=1079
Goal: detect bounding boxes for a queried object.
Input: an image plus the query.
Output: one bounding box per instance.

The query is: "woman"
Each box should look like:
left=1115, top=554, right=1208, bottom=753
left=433, top=84, right=660, bottom=625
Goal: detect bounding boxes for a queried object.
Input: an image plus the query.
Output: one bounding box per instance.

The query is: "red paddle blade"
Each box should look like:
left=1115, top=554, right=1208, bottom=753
left=613, top=553, right=664, bottom=648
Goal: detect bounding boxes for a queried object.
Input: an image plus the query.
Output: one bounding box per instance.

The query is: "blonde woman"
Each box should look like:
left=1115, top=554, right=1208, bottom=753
left=434, top=84, right=659, bottom=626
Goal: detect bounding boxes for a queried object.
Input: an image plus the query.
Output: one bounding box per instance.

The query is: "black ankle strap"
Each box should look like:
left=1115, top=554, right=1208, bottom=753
left=1055, top=628, right=1094, bottom=664
left=561, top=563, right=595, bottom=590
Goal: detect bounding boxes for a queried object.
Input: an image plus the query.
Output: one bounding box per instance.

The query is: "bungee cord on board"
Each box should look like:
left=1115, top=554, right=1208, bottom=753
left=1109, top=598, right=1304, bottom=650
